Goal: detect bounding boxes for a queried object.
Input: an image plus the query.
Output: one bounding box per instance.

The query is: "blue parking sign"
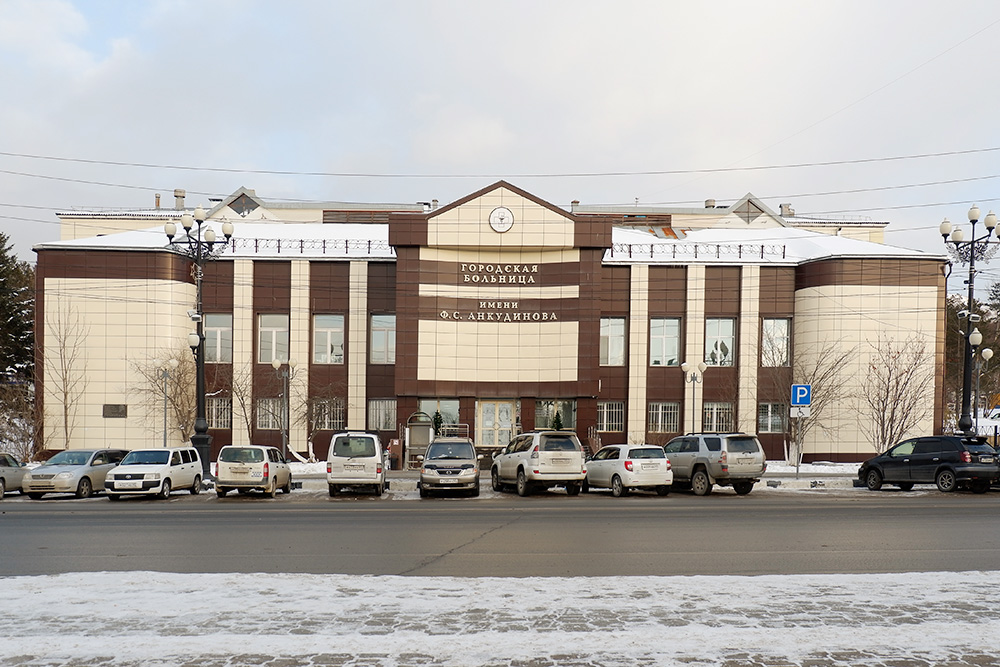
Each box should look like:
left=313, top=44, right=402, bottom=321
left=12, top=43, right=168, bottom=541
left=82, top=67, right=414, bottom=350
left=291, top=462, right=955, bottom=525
left=791, top=384, right=811, bottom=406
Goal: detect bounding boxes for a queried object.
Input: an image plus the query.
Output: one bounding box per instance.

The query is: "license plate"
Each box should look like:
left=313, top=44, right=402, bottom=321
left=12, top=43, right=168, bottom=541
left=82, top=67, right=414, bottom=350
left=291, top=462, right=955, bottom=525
left=116, top=480, right=142, bottom=489
left=551, top=458, right=569, bottom=464
left=345, top=464, right=364, bottom=471
left=981, top=456, right=994, bottom=464
left=738, top=458, right=755, bottom=464
left=230, top=467, right=249, bottom=475
left=440, top=478, right=458, bottom=484
left=641, top=463, right=658, bottom=470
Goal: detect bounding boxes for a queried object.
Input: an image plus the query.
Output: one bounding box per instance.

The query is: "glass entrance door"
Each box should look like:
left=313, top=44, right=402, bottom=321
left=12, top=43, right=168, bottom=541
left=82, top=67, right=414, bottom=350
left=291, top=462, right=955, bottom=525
left=477, top=400, right=516, bottom=449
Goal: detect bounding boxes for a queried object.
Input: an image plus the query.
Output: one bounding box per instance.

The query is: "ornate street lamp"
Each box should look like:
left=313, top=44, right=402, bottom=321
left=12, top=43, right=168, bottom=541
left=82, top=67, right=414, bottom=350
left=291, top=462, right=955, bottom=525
left=271, top=358, right=297, bottom=458
left=940, top=205, right=996, bottom=435
left=165, top=205, right=233, bottom=480
left=680, top=361, right=707, bottom=434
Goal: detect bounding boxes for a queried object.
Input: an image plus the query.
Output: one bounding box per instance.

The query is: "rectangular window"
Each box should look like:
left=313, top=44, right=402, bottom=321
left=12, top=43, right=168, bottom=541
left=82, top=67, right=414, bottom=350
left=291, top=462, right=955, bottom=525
left=311, top=398, right=346, bottom=431
left=258, top=314, right=289, bottom=364
left=758, top=402, right=787, bottom=433
left=368, top=398, right=397, bottom=430
left=649, top=318, right=681, bottom=367
left=596, top=401, right=625, bottom=432
left=204, top=314, right=233, bottom=363
left=206, top=397, right=232, bottom=429
left=418, top=399, right=460, bottom=426
left=370, top=315, right=396, bottom=365
left=255, top=397, right=284, bottom=430
left=647, top=402, right=680, bottom=433
left=313, top=314, right=345, bottom=364
left=535, top=399, right=577, bottom=429
left=600, top=317, right=626, bottom=366
left=761, top=318, right=790, bottom=367
left=705, top=318, right=735, bottom=367
left=703, top=401, right=734, bottom=432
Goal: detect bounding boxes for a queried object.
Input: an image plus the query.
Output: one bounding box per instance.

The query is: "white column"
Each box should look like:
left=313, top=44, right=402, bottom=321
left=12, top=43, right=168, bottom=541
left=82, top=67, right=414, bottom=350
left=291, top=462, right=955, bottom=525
left=685, top=265, right=706, bottom=432
left=231, top=259, right=254, bottom=446
left=627, top=265, right=649, bottom=442
left=738, top=265, right=760, bottom=434
left=348, top=261, right=369, bottom=429
left=289, top=260, right=310, bottom=455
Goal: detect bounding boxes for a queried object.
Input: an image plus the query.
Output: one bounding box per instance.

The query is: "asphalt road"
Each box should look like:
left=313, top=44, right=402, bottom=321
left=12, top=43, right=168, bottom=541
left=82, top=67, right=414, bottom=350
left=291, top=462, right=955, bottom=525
left=4, top=483, right=1000, bottom=577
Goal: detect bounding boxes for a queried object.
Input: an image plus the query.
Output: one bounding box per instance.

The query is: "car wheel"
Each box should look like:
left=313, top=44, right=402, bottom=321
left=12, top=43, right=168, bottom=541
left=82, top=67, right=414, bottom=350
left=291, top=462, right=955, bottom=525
left=374, top=482, right=384, bottom=496
left=865, top=469, right=883, bottom=491
left=267, top=478, right=278, bottom=498
left=190, top=475, right=202, bottom=495
left=216, top=488, right=228, bottom=498
left=733, top=481, right=754, bottom=495
left=76, top=477, right=93, bottom=499
left=282, top=476, right=292, bottom=494
left=611, top=475, right=626, bottom=498
left=516, top=470, right=531, bottom=497
left=936, top=469, right=957, bottom=493
left=158, top=479, right=172, bottom=500
left=565, top=482, right=581, bottom=496
left=419, top=485, right=429, bottom=498
left=470, top=485, right=480, bottom=498
left=581, top=477, right=590, bottom=493
left=971, top=479, right=990, bottom=494
left=691, top=469, right=712, bottom=496
left=491, top=468, right=503, bottom=492
left=328, top=485, right=338, bottom=497
left=0, top=478, right=5, bottom=500
left=656, top=485, right=670, bottom=496
left=897, top=483, right=914, bottom=491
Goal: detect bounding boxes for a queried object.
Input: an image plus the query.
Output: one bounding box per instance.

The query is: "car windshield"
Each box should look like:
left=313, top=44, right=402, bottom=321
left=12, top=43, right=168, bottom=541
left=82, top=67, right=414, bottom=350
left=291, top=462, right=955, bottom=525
left=426, top=442, right=475, bottom=460
left=539, top=436, right=580, bottom=452
left=42, top=451, right=91, bottom=466
left=120, top=451, right=170, bottom=465
left=628, top=448, right=665, bottom=459
left=726, top=437, right=761, bottom=454
left=219, top=448, right=265, bottom=463
left=332, top=437, right=377, bottom=458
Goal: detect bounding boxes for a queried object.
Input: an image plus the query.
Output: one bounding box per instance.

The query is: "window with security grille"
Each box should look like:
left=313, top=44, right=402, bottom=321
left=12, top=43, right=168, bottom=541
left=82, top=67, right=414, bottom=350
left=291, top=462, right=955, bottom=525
left=758, top=403, right=787, bottom=433
left=648, top=402, right=680, bottom=433
left=255, top=397, right=284, bottom=430
left=370, top=315, right=396, bottom=364
left=258, top=314, right=289, bottom=364
left=313, top=314, right=345, bottom=364
left=368, top=399, right=397, bottom=430
left=207, top=397, right=232, bottom=429
left=703, top=402, right=734, bottom=432
left=600, top=318, right=626, bottom=366
left=597, top=401, right=625, bottom=432
left=705, top=318, right=735, bottom=366
left=311, top=398, right=346, bottom=431
left=205, top=314, right=233, bottom=363
left=649, top=318, right=681, bottom=367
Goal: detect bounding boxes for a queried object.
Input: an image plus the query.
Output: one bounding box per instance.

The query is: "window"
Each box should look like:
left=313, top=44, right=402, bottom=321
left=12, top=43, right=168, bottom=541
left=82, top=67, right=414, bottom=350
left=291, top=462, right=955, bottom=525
left=370, top=315, right=396, bottom=364
left=313, top=314, right=345, bottom=364
left=205, top=314, right=233, bottom=363
left=419, top=399, right=460, bottom=426
left=762, top=318, right=790, bottom=367
left=758, top=403, right=786, bottom=433
left=311, top=398, right=346, bottom=431
left=703, top=402, right=734, bottom=432
left=368, top=398, right=396, bottom=430
left=258, top=314, right=289, bottom=364
left=255, top=397, right=284, bottom=430
left=649, top=318, right=680, bottom=367
left=596, top=401, right=625, bottom=432
left=207, top=397, right=233, bottom=429
left=705, top=318, right=735, bottom=366
left=600, top=317, right=626, bottom=366
left=648, top=402, right=680, bottom=433
left=535, top=399, right=577, bottom=429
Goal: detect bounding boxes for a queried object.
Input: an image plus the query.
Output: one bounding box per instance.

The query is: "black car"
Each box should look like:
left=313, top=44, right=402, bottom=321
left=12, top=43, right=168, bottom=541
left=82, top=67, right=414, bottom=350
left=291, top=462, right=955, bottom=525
left=858, top=435, right=999, bottom=494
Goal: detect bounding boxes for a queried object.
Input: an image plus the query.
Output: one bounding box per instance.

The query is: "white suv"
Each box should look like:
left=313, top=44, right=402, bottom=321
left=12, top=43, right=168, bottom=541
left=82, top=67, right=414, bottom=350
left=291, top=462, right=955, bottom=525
left=215, top=445, right=292, bottom=498
left=104, top=447, right=202, bottom=499
left=491, top=431, right=587, bottom=496
left=326, top=432, right=387, bottom=496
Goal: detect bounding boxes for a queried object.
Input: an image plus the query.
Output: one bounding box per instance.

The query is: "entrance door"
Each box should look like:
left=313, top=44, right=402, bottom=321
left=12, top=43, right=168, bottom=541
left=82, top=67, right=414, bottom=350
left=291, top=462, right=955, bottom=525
left=477, top=400, right=516, bottom=449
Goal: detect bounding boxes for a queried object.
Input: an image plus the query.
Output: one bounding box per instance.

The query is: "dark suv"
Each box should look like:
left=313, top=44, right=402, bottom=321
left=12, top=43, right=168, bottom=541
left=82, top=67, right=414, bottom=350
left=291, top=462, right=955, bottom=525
left=858, top=435, right=999, bottom=493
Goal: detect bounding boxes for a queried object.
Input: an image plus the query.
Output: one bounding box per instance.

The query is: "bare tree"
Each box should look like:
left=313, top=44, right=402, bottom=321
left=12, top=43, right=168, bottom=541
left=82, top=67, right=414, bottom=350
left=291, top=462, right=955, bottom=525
left=45, top=303, right=89, bottom=449
left=227, top=363, right=255, bottom=445
left=294, top=379, right=347, bottom=463
left=860, top=334, right=935, bottom=453
left=784, top=341, right=856, bottom=466
left=0, top=374, right=40, bottom=460
left=129, top=353, right=196, bottom=443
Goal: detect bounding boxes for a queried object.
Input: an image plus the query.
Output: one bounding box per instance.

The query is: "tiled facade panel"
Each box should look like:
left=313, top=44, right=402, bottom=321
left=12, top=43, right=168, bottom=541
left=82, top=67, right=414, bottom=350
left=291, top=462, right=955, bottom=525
left=308, top=262, right=351, bottom=448
left=757, top=267, right=795, bottom=458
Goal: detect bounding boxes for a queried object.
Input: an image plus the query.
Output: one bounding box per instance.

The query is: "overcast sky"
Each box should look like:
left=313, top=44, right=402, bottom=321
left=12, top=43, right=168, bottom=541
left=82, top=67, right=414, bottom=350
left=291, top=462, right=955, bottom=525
left=2, top=1, right=1000, bottom=281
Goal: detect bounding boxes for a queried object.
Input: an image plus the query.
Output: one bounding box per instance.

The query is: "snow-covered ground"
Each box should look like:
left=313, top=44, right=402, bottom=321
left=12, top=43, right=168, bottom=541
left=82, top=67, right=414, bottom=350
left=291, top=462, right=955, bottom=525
left=2, top=570, right=998, bottom=666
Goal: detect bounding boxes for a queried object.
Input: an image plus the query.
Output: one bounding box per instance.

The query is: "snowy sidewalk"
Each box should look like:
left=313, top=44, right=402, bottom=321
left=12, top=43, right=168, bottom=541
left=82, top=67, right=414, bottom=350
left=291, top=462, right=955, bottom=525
left=3, top=570, right=999, bottom=666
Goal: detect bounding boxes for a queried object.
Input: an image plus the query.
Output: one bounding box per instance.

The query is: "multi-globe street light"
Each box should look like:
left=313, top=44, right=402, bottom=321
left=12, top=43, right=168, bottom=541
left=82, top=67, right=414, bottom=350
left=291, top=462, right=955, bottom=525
left=940, top=205, right=996, bottom=435
left=680, top=361, right=707, bottom=434
left=165, top=206, right=233, bottom=480
left=271, top=358, right=297, bottom=458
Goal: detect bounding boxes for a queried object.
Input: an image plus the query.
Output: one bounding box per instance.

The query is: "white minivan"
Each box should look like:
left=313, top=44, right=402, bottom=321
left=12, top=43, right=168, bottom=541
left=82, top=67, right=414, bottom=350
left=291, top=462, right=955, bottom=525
left=104, top=447, right=202, bottom=500
left=326, top=432, right=387, bottom=496
left=215, top=445, right=292, bottom=498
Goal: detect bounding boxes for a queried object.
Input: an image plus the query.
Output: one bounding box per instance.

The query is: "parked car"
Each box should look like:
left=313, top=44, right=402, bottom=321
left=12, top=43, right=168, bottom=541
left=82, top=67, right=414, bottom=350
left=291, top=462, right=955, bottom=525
left=22, top=449, right=128, bottom=499
left=491, top=430, right=587, bottom=496
left=0, top=452, right=28, bottom=500
left=662, top=433, right=766, bottom=495
left=858, top=435, right=999, bottom=493
left=104, top=447, right=202, bottom=500
left=327, top=432, right=387, bottom=496
left=584, top=444, right=672, bottom=497
left=215, top=445, right=292, bottom=498
left=418, top=436, right=482, bottom=498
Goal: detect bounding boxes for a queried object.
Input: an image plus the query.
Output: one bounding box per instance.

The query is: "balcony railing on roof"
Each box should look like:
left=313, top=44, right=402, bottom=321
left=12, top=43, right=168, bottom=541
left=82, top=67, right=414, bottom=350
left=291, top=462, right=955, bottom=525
left=608, top=242, right=787, bottom=260
left=222, top=237, right=395, bottom=256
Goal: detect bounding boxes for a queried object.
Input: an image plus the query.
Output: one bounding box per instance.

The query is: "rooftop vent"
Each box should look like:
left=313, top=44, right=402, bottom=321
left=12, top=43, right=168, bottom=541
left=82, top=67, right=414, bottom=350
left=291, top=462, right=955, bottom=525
left=705, top=199, right=716, bottom=208
left=174, top=189, right=186, bottom=210
left=780, top=203, right=795, bottom=217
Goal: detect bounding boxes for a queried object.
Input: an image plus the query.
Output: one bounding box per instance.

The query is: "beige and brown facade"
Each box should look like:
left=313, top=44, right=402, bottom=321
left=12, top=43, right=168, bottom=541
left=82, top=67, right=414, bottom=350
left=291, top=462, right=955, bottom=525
left=35, top=182, right=948, bottom=463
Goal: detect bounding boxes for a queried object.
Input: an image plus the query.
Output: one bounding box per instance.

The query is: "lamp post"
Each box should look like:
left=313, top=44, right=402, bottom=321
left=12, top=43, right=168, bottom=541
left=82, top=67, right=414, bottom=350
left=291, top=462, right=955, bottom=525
left=165, top=205, right=233, bottom=480
left=940, top=205, right=996, bottom=435
left=271, top=358, right=297, bottom=458
left=975, top=347, right=993, bottom=432
left=156, top=358, right=179, bottom=448
left=680, top=361, right=707, bottom=434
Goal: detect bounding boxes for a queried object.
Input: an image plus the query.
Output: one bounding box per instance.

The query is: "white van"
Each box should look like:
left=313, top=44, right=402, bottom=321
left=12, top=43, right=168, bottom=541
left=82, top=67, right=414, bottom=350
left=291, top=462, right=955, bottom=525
left=326, top=432, right=387, bottom=496
left=215, top=445, right=292, bottom=498
left=104, top=447, right=202, bottom=499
